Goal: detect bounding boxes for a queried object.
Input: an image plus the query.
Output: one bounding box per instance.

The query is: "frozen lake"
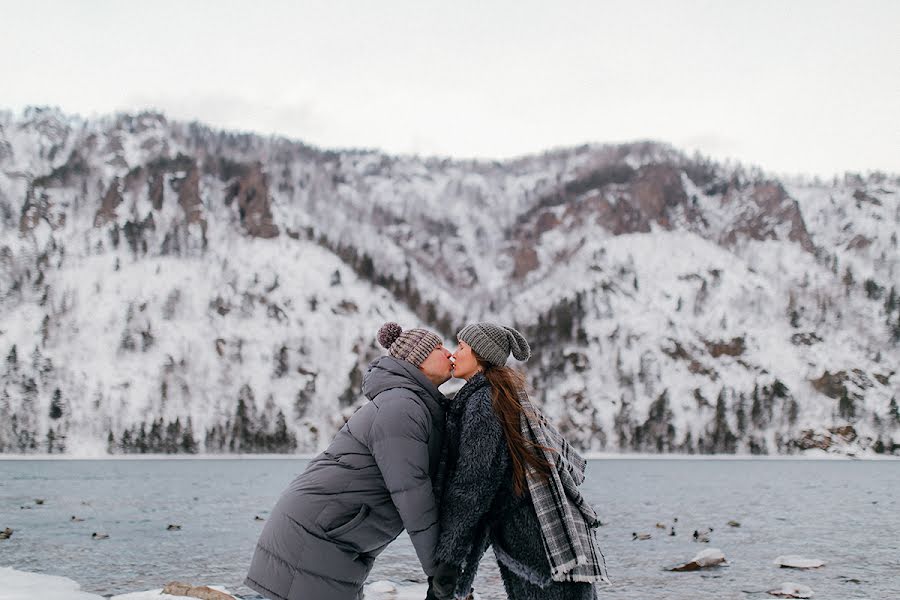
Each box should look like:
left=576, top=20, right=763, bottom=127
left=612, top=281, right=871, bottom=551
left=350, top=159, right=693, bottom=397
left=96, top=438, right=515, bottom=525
left=0, top=457, right=897, bottom=599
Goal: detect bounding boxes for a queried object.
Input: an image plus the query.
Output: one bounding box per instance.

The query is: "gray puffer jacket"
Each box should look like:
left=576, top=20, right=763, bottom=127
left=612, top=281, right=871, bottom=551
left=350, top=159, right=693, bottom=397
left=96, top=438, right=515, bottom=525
left=245, top=356, right=446, bottom=600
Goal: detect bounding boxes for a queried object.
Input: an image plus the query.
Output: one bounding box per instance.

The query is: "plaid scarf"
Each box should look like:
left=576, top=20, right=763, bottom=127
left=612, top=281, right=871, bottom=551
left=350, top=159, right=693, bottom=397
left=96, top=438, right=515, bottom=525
left=519, top=390, right=610, bottom=584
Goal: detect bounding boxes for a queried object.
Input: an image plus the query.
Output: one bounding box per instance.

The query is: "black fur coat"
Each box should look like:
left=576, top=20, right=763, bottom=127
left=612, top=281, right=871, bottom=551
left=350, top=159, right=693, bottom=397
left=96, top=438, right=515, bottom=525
left=434, top=374, right=595, bottom=600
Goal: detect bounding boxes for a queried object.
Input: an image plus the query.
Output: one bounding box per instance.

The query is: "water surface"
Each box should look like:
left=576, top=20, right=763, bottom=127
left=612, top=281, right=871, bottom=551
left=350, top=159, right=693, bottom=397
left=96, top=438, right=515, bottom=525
left=0, top=458, right=896, bottom=599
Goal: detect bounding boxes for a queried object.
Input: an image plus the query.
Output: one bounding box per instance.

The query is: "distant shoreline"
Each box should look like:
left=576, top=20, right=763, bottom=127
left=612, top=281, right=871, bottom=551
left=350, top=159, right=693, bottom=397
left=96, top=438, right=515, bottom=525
left=1, top=451, right=897, bottom=461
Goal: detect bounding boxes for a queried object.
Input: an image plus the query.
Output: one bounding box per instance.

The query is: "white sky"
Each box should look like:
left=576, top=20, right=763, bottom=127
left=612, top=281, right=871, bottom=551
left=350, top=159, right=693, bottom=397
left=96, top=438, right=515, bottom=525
left=2, top=0, right=898, bottom=177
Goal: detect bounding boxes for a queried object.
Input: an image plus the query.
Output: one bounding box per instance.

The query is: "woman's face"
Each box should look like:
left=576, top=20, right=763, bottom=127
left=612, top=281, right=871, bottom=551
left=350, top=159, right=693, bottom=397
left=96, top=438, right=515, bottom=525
left=451, top=340, right=481, bottom=380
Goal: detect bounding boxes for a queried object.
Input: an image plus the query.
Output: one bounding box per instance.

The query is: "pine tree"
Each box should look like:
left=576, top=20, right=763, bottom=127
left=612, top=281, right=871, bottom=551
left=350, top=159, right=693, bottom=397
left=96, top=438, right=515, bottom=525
left=614, top=396, right=633, bottom=450
left=842, top=266, right=854, bottom=294
left=295, top=378, right=315, bottom=419
left=30, top=346, right=42, bottom=372
left=136, top=424, right=148, bottom=453
left=181, top=429, right=197, bottom=453
left=120, top=327, right=136, bottom=351
left=748, top=435, right=767, bottom=455
left=164, top=418, right=182, bottom=453
left=864, top=279, right=882, bottom=300
left=710, top=388, right=737, bottom=453
left=838, top=389, right=856, bottom=421
left=424, top=302, right=438, bottom=326
left=121, top=429, right=133, bottom=453
left=787, top=292, right=800, bottom=328
left=772, top=379, right=789, bottom=399
left=5, top=345, right=17, bottom=372
left=359, top=254, right=375, bottom=279
left=232, top=384, right=257, bottom=451
left=272, top=410, right=296, bottom=453
left=0, top=389, right=11, bottom=452
left=49, top=389, right=63, bottom=420
left=694, top=279, right=708, bottom=315
left=273, top=345, right=289, bottom=378
left=140, top=326, right=154, bottom=352
left=18, top=378, right=38, bottom=452
left=41, top=315, right=50, bottom=346
left=635, top=390, right=674, bottom=453
left=735, top=393, right=747, bottom=436
left=339, top=364, right=363, bottom=407
left=179, top=417, right=196, bottom=453
left=149, top=419, right=163, bottom=451
left=751, top=384, right=764, bottom=428
left=787, top=398, right=800, bottom=425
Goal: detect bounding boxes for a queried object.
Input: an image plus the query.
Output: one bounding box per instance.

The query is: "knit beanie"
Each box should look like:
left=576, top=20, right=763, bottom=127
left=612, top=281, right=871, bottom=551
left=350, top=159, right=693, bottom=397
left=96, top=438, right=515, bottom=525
left=377, top=322, right=442, bottom=367
left=457, top=322, right=531, bottom=367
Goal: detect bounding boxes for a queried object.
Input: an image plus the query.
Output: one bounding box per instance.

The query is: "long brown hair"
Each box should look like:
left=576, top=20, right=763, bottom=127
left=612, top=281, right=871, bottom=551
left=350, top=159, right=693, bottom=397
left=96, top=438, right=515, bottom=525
left=477, top=356, right=554, bottom=496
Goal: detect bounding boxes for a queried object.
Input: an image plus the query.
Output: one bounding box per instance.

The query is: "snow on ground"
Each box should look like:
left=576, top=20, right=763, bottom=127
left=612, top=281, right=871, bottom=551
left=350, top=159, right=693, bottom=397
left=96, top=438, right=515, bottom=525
left=0, top=567, right=430, bottom=600
left=0, top=567, right=99, bottom=600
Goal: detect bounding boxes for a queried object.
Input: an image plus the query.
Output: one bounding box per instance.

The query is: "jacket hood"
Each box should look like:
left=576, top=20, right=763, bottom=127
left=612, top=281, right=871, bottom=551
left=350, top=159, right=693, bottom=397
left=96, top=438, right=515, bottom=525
left=363, top=356, right=446, bottom=417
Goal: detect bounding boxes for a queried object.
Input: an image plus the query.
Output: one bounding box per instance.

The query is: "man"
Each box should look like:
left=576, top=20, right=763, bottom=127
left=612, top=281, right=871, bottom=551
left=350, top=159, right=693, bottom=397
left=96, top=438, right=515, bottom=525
left=245, top=322, right=452, bottom=600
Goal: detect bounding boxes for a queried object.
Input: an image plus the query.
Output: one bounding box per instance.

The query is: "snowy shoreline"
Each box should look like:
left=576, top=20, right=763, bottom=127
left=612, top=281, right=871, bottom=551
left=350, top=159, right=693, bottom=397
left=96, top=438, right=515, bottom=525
left=0, top=567, right=429, bottom=600
left=1, top=451, right=897, bottom=461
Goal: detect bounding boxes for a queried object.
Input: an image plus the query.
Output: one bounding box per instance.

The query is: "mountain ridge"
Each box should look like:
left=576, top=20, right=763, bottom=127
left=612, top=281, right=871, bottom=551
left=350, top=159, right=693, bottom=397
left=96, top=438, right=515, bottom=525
left=1, top=106, right=898, bottom=456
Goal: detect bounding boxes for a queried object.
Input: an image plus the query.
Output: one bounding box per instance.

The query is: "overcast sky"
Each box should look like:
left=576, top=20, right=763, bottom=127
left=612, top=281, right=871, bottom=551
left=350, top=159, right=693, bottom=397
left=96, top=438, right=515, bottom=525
left=3, top=0, right=898, bottom=177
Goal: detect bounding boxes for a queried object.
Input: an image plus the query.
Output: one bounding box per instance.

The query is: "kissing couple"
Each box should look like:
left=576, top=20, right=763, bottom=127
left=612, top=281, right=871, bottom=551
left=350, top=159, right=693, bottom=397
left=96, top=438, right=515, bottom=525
left=246, top=321, right=607, bottom=600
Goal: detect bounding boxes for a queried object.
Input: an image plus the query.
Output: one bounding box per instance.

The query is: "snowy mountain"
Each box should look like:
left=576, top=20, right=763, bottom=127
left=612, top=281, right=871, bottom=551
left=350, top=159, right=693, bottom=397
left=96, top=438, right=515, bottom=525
left=1, top=106, right=898, bottom=456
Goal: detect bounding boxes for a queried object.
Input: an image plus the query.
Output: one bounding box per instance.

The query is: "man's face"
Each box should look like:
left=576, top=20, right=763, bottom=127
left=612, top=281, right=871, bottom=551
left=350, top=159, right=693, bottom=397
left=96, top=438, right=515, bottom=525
left=419, top=345, right=453, bottom=386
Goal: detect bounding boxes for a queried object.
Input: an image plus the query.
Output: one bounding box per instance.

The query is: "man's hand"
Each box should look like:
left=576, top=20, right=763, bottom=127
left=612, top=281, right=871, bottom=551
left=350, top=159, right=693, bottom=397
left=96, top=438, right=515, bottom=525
left=431, top=562, right=461, bottom=599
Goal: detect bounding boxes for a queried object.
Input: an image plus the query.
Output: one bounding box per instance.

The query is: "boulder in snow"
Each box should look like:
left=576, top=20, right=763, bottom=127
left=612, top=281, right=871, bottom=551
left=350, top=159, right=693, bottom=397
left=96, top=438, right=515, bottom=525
left=668, top=548, right=726, bottom=571
left=366, top=580, right=397, bottom=593
left=162, top=581, right=236, bottom=600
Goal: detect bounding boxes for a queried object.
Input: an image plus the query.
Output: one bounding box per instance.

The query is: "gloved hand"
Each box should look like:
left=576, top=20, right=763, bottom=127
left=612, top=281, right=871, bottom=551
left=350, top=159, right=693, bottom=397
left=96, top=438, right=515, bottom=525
left=431, top=562, right=461, bottom=600
left=425, top=576, right=439, bottom=600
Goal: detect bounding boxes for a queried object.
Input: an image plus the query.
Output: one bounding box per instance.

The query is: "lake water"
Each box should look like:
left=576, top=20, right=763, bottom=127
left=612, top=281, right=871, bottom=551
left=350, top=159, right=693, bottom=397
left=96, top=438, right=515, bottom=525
left=0, top=458, right=897, bottom=599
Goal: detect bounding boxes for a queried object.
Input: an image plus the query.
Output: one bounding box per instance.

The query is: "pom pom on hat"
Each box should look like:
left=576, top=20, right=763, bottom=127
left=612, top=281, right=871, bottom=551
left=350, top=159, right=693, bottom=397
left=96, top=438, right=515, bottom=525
left=377, top=322, right=442, bottom=367
left=377, top=322, right=403, bottom=349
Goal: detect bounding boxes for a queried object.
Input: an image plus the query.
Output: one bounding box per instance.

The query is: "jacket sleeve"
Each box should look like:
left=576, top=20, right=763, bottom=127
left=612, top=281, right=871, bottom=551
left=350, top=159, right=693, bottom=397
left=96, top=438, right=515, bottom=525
left=369, top=392, right=439, bottom=575
left=435, top=387, right=507, bottom=567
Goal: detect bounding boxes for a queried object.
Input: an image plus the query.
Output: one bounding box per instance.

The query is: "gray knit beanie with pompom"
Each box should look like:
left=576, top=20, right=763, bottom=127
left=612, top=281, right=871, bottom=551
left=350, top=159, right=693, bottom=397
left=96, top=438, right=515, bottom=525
left=457, top=322, right=531, bottom=367
left=377, top=322, right=442, bottom=367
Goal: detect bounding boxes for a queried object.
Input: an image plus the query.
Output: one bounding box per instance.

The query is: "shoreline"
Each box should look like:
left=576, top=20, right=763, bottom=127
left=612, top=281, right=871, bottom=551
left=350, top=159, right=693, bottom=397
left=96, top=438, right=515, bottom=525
left=1, top=451, right=897, bottom=461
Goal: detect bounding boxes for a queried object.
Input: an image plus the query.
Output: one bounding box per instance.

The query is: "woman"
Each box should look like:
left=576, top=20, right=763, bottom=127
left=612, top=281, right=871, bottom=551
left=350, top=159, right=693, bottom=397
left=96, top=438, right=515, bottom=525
left=429, top=322, right=607, bottom=600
